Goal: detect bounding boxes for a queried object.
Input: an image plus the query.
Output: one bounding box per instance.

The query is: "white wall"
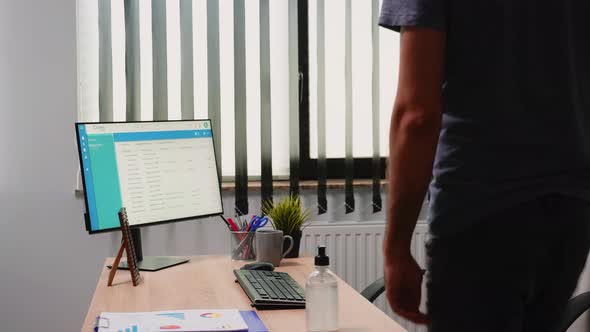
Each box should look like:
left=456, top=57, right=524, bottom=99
left=0, top=1, right=92, bottom=331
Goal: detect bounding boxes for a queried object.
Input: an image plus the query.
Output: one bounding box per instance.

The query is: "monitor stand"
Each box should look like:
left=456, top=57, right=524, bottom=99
left=114, top=228, right=189, bottom=272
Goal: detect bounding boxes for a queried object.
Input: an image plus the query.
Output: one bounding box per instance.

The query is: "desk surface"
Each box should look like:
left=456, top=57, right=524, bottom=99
left=82, top=256, right=406, bottom=332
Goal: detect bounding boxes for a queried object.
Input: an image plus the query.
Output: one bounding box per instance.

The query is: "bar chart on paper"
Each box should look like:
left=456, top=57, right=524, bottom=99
left=118, top=326, right=138, bottom=332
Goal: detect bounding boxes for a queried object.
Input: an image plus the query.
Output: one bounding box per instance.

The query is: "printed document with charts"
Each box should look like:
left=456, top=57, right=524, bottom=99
left=96, top=309, right=249, bottom=332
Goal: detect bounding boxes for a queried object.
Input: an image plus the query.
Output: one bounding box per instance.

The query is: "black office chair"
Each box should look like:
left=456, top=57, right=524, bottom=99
left=360, top=277, right=386, bottom=303
left=360, top=278, right=590, bottom=332
left=557, top=291, right=590, bottom=332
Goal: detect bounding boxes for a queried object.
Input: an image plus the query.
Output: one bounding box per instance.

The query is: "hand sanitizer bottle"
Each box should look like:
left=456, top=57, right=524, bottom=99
left=306, top=245, right=339, bottom=332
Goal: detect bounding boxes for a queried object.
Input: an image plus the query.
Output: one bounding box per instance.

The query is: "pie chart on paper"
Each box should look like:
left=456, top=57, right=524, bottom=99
left=200, top=312, right=222, bottom=319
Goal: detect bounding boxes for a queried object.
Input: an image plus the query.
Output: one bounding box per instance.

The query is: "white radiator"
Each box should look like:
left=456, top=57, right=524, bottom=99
left=301, top=222, right=429, bottom=332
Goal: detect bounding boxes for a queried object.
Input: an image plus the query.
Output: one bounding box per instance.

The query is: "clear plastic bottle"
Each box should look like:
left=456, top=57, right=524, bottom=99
left=305, top=245, right=339, bottom=332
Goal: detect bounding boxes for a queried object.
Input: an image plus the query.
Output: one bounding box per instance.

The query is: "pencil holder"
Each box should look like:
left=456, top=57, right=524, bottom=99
left=230, top=231, right=256, bottom=261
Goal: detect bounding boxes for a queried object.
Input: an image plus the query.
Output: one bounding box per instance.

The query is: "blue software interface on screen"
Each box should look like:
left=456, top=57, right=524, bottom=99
left=77, top=121, right=222, bottom=232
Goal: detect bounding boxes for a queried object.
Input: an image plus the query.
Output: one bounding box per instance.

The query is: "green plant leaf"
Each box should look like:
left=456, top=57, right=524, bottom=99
left=261, top=194, right=311, bottom=235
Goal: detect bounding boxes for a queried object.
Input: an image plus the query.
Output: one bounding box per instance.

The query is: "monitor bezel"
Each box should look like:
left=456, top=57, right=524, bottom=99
left=75, top=119, right=224, bottom=234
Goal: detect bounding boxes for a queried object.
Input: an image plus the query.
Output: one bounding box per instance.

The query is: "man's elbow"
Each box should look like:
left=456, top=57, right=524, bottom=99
left=391, top=104, right=442, bottom=137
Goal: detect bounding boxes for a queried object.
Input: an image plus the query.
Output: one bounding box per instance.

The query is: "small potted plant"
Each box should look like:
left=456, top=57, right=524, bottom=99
left=262, top=194, right=311, bottom=258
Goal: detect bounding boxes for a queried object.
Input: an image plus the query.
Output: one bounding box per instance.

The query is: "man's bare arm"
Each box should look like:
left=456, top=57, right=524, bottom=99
left=385, top=27, right=445, bottom=256
left=384, top=26, right=445, bottom=323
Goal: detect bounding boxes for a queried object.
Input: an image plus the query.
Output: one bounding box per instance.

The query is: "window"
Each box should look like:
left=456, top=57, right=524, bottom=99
left=299, top=0, right=399, bottom=179
left=78, top=0, right=295, bottom=179
left=77, top=0, right=399, bottom=181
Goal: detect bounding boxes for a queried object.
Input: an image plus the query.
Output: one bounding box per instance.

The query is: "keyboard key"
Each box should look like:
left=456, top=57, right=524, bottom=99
left=268, top=281, right=287, bottom=299
left=279, top=281, right=299, bottom=299
left=260, top=280, right=277, bottom=298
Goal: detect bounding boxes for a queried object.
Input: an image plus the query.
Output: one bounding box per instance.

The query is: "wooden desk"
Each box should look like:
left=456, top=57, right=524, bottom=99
left=82, top=256, right=405, bottom=331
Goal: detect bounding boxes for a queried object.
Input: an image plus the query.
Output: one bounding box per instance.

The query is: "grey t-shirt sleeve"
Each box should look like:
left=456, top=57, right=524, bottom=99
left=379, top=0, right=447, bottom=32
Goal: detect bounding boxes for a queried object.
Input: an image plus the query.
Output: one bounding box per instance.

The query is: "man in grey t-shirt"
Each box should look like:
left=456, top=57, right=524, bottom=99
left=379, top=0, right=590, bottom=331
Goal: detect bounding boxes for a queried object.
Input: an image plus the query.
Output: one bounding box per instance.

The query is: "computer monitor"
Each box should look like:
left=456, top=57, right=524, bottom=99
left=76, top=120, right=223, bottom=270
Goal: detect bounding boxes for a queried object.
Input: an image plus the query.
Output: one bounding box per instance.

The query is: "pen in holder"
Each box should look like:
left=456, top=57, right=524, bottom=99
left=230, top=231, right=256, bottom=261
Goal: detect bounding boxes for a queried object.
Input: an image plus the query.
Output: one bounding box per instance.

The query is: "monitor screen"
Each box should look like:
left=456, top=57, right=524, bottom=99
left=76, top=120, right=223, bottom=233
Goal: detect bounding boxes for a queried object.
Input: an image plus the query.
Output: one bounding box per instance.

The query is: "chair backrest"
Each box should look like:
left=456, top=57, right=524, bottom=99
left=360, top=277, right=385, bottom=303
left=557, top=292, right=590, bottom=332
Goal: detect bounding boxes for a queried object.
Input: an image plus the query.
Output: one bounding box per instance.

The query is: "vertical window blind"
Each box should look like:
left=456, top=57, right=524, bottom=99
left=77, top=0, right=399, bottom=215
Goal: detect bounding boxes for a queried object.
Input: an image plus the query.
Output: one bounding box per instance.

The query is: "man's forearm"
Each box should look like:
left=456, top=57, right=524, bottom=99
left=380, top=27, right=445, bottom=324
left=384, top=27, right=445, bottom=261
left=384, top=106, right=441, bottom=259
